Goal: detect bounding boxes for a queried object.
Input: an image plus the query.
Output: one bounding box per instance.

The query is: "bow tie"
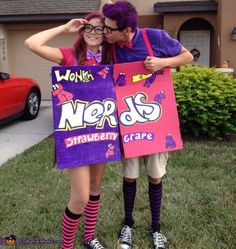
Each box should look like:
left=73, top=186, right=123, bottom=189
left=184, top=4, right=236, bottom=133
left=117, top=40, right=133, bottom=48
left=87, top=50, right=102, bottom=63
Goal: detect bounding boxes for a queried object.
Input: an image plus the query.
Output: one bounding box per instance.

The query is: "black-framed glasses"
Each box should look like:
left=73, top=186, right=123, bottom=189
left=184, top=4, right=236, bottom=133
left=84, top=24, right=104, bottom=35
left=103, top=25, right=123, bottom=34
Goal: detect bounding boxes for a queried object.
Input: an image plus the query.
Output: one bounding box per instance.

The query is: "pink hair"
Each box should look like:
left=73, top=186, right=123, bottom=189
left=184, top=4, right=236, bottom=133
left=74, top=11, right=112, bottom=65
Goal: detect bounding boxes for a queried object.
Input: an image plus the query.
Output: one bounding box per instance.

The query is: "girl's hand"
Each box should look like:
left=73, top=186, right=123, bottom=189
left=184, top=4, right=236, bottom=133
left=63, top=18, right=89, bottom=33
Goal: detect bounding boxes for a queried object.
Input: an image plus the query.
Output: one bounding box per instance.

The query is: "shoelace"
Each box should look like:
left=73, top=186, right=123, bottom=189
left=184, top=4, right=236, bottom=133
left=120, top=225, right=132, bottom=243
left=153, top=232, right=167, bottom=248
left=87, top=239, right=104, bottom=249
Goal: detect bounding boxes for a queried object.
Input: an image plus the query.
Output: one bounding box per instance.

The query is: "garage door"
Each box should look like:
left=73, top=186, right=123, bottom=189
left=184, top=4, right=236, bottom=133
left=7, top=24, right=76, bottom=100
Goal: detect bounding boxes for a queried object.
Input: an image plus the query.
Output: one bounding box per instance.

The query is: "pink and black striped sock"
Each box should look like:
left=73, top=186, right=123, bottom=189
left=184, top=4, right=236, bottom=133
left=149, top=181, right=162, bottom=232
left=83, top=195, right=100, bottom=242
left=61, top=207, right=81, bottom=249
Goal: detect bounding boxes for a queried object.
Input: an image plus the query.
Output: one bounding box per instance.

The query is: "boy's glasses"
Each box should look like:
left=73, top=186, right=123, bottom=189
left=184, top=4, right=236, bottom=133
left=84, top=24, right=104, bottom=35
left=103, top=25, right=122, bottom=34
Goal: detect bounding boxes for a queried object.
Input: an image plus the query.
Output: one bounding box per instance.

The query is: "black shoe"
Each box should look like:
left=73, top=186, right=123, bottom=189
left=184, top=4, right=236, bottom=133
left=83, top=238, right=106, bottom=249
left=118, top=224, right=133, bottom=249
left=151, top=230, right=167, bottom=249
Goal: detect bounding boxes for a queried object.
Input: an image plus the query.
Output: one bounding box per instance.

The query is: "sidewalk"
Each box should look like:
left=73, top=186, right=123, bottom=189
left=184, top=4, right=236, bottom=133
left=0, top=101, right=53, bottom=166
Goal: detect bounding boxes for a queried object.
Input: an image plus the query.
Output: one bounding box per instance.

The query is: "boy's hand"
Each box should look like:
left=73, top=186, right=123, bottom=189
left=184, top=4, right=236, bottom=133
left=144, top=56, right=168, bottom=72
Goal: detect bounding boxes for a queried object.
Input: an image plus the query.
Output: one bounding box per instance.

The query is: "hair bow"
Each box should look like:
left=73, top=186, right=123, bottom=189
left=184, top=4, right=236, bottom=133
left=87, top=50, right=102, bottom=63
left=117, top=41, right=133, bottom=48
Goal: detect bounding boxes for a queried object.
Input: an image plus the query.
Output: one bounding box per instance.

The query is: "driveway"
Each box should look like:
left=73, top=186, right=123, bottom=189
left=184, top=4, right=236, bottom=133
left=0, top=101, right=53, bottom=166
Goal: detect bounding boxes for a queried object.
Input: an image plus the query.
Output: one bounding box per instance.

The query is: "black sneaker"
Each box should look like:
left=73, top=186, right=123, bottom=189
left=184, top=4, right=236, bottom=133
left=83, top=238, right=106, bottom=249
left=118, top=225, right=132, bottom=249
left=151, top=231, right=167, bottom=249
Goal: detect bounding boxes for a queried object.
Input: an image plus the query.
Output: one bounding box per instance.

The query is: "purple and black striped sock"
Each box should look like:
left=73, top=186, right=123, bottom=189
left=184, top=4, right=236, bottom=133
left=123, top=178, right=136, bottom=227
left=149, top=181, right=162, bottom=232
left=61, top=207, right=81, bottom=249
left=83, top=195, right=100, bottom=242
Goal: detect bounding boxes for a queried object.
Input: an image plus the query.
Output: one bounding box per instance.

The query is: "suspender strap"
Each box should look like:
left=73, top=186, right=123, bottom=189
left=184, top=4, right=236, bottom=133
left=112, top=44, right=118, bottom=64
left=141, top=28, right=154, bottom=57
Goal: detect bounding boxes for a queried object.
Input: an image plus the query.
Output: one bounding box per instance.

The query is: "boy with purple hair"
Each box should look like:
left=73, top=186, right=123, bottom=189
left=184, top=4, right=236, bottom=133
left=102, top=1, right=193, bottom=249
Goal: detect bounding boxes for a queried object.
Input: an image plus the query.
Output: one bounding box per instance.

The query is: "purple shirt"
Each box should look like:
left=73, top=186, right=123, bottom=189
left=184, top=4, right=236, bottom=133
left=115, top=28, right=182, bottom=63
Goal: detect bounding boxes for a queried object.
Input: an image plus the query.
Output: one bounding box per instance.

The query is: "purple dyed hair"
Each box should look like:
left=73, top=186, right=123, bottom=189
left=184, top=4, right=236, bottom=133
left=102, top=1, right=138, bottom=32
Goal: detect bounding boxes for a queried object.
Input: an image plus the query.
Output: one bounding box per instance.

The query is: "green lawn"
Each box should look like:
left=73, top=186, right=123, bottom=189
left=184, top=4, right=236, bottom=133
left=0, top=138, right=235, bottom=249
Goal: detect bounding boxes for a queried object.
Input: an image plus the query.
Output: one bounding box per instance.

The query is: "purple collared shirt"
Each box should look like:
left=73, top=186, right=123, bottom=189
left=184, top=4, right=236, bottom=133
left=114, top=28, right=182, bottom=63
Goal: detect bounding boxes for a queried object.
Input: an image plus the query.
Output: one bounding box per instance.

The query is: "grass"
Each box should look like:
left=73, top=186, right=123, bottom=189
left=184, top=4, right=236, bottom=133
left=0, top=137, right=235, bottom=249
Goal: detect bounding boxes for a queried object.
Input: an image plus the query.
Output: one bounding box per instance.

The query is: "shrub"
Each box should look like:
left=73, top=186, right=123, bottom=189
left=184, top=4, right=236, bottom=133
left=172, top=65, right=236, bottom=139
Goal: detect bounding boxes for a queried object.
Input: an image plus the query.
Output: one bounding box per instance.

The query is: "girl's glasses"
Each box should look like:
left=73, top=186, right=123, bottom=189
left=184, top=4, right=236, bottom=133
left=84, top=24, right=104, bottom=35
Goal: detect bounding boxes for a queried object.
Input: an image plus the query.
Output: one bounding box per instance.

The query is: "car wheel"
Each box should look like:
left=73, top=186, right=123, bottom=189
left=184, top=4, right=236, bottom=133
left=23, top=88, right=41, bottom=120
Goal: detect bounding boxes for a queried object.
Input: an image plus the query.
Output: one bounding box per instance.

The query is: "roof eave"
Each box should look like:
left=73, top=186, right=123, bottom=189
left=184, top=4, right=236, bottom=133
left=0, top=13, right=88, bottom=24
left=154, top=1, right=218, bottom=13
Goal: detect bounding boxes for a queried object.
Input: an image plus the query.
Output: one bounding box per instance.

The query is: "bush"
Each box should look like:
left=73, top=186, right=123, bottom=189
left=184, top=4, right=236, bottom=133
left=172, top=65, right=236, bottom=139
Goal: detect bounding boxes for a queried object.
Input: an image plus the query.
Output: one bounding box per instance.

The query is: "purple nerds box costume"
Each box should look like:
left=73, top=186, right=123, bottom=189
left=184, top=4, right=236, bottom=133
left=51, top=65, right=121, bottom=169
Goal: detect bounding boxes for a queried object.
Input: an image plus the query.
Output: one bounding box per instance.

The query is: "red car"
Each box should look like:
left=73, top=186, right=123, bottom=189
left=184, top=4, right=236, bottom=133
left=0, top=72, right=41, bottom=125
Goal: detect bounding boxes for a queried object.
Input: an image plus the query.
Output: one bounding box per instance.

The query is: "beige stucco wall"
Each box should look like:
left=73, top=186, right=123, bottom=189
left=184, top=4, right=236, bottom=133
left=163, top=12, right=217, bottom=37
left=108, top=0, right=160, bottom=30
left=163, top=12, right=219, bottom=67
left=4, top=23, right=76, bottom=99
left=111, top=0, right=157, bottom=16
left=127, top=0, right=157, bottom=16
left=128, top=0, right=214, bottom=15
left=158, top=0, right=211, bottom=1
left=1, top=0, right=235, bottom=102
left=218, top=0, right=236, bottom=74
left=99, top=0, right=113, bottom=10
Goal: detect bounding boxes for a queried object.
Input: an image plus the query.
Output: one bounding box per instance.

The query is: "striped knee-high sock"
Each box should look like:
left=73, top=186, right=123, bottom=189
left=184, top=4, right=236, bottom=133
left=149, top=181, right=162, bottom=232
left=83, top=195, right=100, bottom=242
left=61, top=207, right=81, bottom=249
left=123, top=178, right=136, bottom=227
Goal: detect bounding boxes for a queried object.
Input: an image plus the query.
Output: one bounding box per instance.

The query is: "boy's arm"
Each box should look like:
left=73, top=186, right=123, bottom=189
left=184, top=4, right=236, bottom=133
left=144, top=47, right=193, bottom=72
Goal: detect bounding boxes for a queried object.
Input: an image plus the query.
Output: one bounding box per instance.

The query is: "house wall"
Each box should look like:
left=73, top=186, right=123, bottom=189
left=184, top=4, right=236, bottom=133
left=162, top=12, right=218, bottom=67
left=99, top=0, right=113, bottom=10
left=162, top=13, right=217, bottom=37
left=138, top=15, right=163, bottom=29
left=111, top=0, right=157, bottom=16
left=128, top=0, right=157, bottom=16
left=1, top=0, right=236, bottom=101
left=111, top=0, right=161, bottom=28
left=0, top=0, right=114, bottom=100
left=218, top=0, right=236, bottom=75
left=4, top=23, right=76, bottom=99
left=156, top=0, right=236, bottom=75
left=158, top=0, right=210, bottom=1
